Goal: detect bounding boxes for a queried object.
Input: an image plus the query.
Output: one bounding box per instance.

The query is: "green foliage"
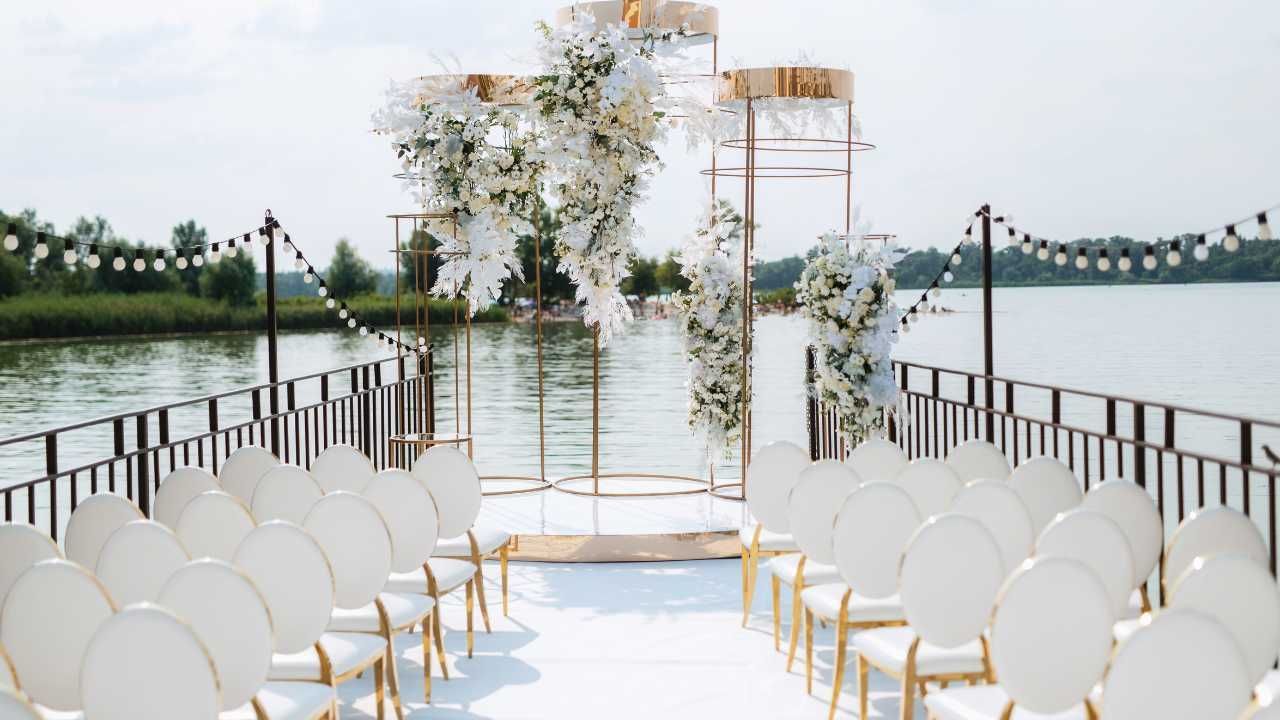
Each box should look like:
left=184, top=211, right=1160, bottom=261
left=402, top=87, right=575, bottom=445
left=0, top=253, right=26, bottom=298
left=199, top=252, right=257, bottom=306
left=326, top=238, right=380, bottom=298
left=756, top=287, right=796, bottom=307
left=655, top=250, right=689, bottom=294
left=622, top=255, right=658, bottom=298
left=753, top=256, right=805, bottom=291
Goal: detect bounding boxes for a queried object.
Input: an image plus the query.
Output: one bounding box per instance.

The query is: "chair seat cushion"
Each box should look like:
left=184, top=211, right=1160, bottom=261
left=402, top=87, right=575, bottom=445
left=923, top=685, right=1088, bottom=719
left=268, top=632, right=385, bottom=681
left=800, top=583, right=904, bottom=623
left=1121, top=588, right=1144, bottom=619
left=739, top=526, right=799, bottom=552
left=385, top=559, right=476, bottom=595
left=222, top=682, right=334, bottom=720
left=34, top=706, right=83, bottom=720
left=329, top=593, right=435, bottom=633
left=1112, top=617, right=1142, bottom=645
left=434, top=526, right=511, bottom=557
left=766, top=554, right=841, bottom=587
left=852, top=626, right=985, bottom=677
left=1256, top=669, right=1280, bottom=705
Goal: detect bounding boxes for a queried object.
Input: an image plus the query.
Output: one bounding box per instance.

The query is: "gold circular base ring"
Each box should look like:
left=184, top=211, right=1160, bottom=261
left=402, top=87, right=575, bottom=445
left=719, top=137, right=876, bottom=153
left=552, top=472, right=711, bottom=498
left=698, top=165, right=851, bottom=179
left=478, top=475, right=553, bottom=497
left=707, top=481, right=745, bottom=501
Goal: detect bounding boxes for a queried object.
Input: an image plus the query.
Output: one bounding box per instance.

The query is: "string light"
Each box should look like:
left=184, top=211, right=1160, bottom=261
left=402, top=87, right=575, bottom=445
left=339, top=304, right=349, bottom=320
left=325, top=298, right=336, bottom=309
left=1006, top=227, right=1017, bottom=245
left=112, top=247, right=126, bottom=271
left=303, top=267, right=314, bottom=284
left=950, top=252, right=962, bottom=266
left=225, top=238, right=238, bottom=258
left=294, top=251, right=305, bottom=271
left=1054, top=244, right=1068, bottom=266
left=1020, top=233, right=1033, bottom=254
left=317, top=280, right=328, bottom=297
left=1223, top=225, right=1240, bottom=253
left=3, top=224, right=16, bottom=252
left=153, top=250, right=167, bottom=272
left=930, top=284, right=940, bottom=298
left=132, top=249, right=146, bottom=272
left=1037, top=240, right=1050, bottom=261
left=1074, top=247, right=1088, bottom=270
left=283, top=234, right=294, bottom=255
left=175, top=249, right=189, bottom=270
left=1142, top=245, right=1157, bottom=270
left=62, top=239, right=77, bottom=265
left=359, top=325, right=369, bottom=336
left=1193, top=234, right=1209, bottom=262
left=210, top=243, right=221, bottom=263
left=963, top=225, right=972, bottom=244
left=1118, top=247, right=1132, bottom=272
left=86, top=244, right=101, bottom=269
left=1167, top=240, right=1183, bottom=267
left=1097, top=248, right=1111, bottom=272
left=1259, top=213, right=1274, bottom=241
left=34, top=232, right=48, bottom=259
left=943, top=270, right=954, bottom=283
left=192, top=251, right=205, bottom=268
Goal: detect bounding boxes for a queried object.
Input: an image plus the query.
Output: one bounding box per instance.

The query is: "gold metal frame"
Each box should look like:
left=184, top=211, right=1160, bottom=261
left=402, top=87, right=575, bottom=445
left=855, top=634, right=994, bottom=720
left=801, top=592, right=907, bottom=720
left=435, top=528, right=514, bottom=619
left=740, top=524, right=795, bottom=626
left=411, top=73, right=535, bottom=107
left=555, top=1, right=720, bottom=42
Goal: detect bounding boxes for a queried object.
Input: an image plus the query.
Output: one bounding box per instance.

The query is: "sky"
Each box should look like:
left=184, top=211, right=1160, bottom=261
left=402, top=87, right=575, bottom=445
left=2, top=0, right=1278, bottom=269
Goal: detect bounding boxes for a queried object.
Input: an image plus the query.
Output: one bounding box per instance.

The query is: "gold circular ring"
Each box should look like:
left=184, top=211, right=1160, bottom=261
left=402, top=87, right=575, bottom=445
left=551, top=472, right=711, bottom=498
left=479, top=475, right=554, bottom=496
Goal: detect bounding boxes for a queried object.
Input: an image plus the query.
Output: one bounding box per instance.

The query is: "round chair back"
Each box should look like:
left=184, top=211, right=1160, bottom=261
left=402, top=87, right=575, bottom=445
left=311, top=444, right=377, bottom=495
left=1170, top=553, right=1280, bottom=685
left=891, top=458, right=961, bottom=519
left=989, top=557, right=1113, bottom=715
left=303, top=492, right=392, bottom=610
left=945, top=439, right=1011, bottom=482
left=0, top=688, right=39, bottom=719
left=831, top=483, right=921, bottom=598
left=1101, top=609, right=1252, bottom=720
left=250, top=465, right=324, bottom=525
left=364, top=469, right=439, bottom=572
left=0, top=560, right=115, bottom=711
left=217, top=446, right=280, bottom=504
left=153, top=467, right=218, bottom=528
left=844, top=438, right=907, bottom=484
left=232, top=522, right=334, bottom=654
left=176, top=491, right=256, bottom=562
left=1082, top=480, right=1162, bottom=589
left=949, top=480, right=1034, bottom=575
left=80, top=604, right=220, bottom=720
left=412, top=446, right=482, bottom=540
left=63, top=493, right=143, bottom=571
left=787, top=460, right=862, bottom=565
left=96, top=520, right=189, bottom=606
left=1165, top=505, right=1268, bottom=592
left=744, top=441, right=811, bottom=533
left=160, top=560, right=272, bottom=710
left=1008, top=456, right=1081, bottom=533
left=1036, top=509, right=1135, bottom=618
left=900, top=514, right=1005, bottom=648
left=0, top=523, right=61, bottom=608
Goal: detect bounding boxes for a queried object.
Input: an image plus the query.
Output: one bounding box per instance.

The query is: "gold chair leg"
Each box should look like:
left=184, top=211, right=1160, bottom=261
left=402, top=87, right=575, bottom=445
left=857, top=653, right=869, bottom=720
left=742, top=548, right=757, bottom=627
left=423, top=612, right=432, bottom=704
left=829, top=615, right=848, bottom=720
left=771, top=575, right=781, bottom=651
left=786, top=584, right=803, bottom=671
left=473, top=561, right=493, bottom=634
left=374, top=657, right=386, bottom=720
left=804, top=609, right=815, bottom=695
left=899, top=658, right=917, bottom=720
left=432, top=605, right=449, bottom=679
left=385, top=643, right=405, bottom=720
left=465, top=580, right=475, bottom=658
left=740, top=549, right=750, bottom=619
left=500, top=543, right=510, bottom=617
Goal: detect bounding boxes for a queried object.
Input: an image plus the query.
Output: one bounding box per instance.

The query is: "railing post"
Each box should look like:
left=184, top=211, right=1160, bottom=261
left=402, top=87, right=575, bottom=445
left=361, top=365, right=373, bottom=458
left=1134, top=403, right=1147, bottom=488
left=806, top=346, right=818, bottom=460
left=45, top=433, right=58, bottom=539
left=208, top=398, right=220, bottom=473
left=264, top=211, right=281, bottom=456
left=136, top=413, right=150, bottom=517
left=981, top=203, right=995, bottom=442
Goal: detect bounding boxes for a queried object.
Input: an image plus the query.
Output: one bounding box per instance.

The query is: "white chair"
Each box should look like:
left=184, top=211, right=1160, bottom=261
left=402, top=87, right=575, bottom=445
left=945, top=439, right=1011, bottom=483
left=409, top=446, right=497, bottom=650
left=0, top=559, right=116, bottom=714
left=80, top=604, right=221, bottom=719
left=949, top=480, right=1035, bottom=575
left=1, top=642, right=17, bottom=690
left=310, top=491, right=435, bottom=712
left=853, top=514, right=1004, bottom=720
left=1163, top=505, right=1268, bottom=598
left=737, top=441, right=809, bottom=626
left=153, top=466, right=219, bottom=528
left=311, top=444, right=377, bottom=494
left=363, top=468, right=445, bottom=694
left=95, top=520, right=189, bottom=605
left=251, top=465, right=324, bottom=525
left=1101, top=609, right=1252, bottom=720
left=777, top=460, right=861, bottom=669
left=218, top=445, right=281, bottom=505
left=176, top=490, right=256, bottom=562
left=234, top=522, right=391, bottom=720
left=62, top=492, right=143, bottom=570
left=1037, top=509, right=1136, bottom=619
left=1082, top=479, right=1163, bottom=613
left=808, top=482, right=920, bottom=716
left=924, top=557, right=1114, bottom=720
left=160, top=559, right=335, bottom=720
left=0, top=523, right=62, bottom=608
left=892, top=457, right=962, bottom=518
left=0, top=688, right=40, bottom=719
left=1008, top=456, right=1082, bottom=534
left=844, top=438, right=907, bottom=483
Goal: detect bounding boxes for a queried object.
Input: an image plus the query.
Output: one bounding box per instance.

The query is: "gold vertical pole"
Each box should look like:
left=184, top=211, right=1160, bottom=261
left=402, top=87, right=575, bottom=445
left=846, top=100, right=853, bottom=235
left=534, top=198, right=547, bottom=481
left=465, top=300, right=473, bottom=459
left=592, top=325, right=600, bottom=495
left=739, top=96, right=753, bottom=497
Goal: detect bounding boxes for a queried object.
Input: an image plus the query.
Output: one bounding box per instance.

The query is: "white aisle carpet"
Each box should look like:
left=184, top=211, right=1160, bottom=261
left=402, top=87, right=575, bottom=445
left=337, top=558, right=916, bottom=719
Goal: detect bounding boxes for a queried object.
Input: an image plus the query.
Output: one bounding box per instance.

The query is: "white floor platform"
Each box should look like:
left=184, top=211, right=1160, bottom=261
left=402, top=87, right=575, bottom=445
left=335, top=557, right=918, bottom=719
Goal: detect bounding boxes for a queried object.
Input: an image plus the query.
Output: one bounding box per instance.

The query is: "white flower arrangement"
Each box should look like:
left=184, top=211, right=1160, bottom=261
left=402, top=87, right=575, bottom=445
left=532, top=13, right=672, bottom=346
left=672, top=201, right=745, bottom=462
left=373, top=80, right=541, bottom=315
left=795, top=231, right=904, bottom=446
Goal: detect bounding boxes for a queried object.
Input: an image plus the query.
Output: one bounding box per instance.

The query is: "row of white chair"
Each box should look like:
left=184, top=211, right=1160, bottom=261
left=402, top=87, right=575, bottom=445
left=0, top=443, right=511, bottom=719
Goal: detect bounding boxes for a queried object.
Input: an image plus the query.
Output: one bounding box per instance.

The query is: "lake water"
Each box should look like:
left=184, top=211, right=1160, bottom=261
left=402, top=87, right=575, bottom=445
left=1, top=283, right=1278, bottom=486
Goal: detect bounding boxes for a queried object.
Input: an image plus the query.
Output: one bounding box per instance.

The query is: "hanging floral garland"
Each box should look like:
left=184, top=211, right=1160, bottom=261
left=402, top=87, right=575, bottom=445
left=672, top=200, right=746, bottom=462
left=795, top=231, right=903, bottom=445
left=373, top=80, right=541, bottom=315
left=531, top=14, right=671, bottom=346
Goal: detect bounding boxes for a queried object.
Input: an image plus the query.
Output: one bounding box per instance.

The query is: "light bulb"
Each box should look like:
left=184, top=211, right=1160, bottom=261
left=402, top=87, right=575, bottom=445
left=962, top=227, right=973, bottom=245
left=303, top=271, right=314, bottom=284
left=1118, top=256, right=1132, bottom=272
left=347, top=318, right=357, bottom=328
left=1142, top=246, right=1157, bottom=270
left=1007, top=228, right=1017, bottom=246
left=1223, top=226, right=1239, bottom=252
left=929, top=286, right=940, bottom=298
left=210, top=244, right=221, bottom=263
left=175, top=254, right=188, bottom=270
left=1036, top=241, right=1050, bottom=260
left=1097, top=250, right=1111, bottom=272
left=1074, top=250, right=1088, bottom=270
left=112, top=250, right=126, bottom=271
left=1054, top=246, right=1067, bottom=266
left=63, top=249, right=78, bottom=265
left=417, top=336, right=426, bottom=346
left=259, top=229, right=270, bottom=246
left=919, top=301, right=931, bottom=313
left=1259, top=213, right=1273, bottom=241
left=901, top=323, right=911, bottom=334
left=192, top=253, right=205, bottom=267
left=1021, top=236, right=1033, bottom=254
left=339, top=307, right=349, bottom=319
left=133, top=256, right=146, bottom=272
left=325, top=298, right=336, bottom=309
left=317, top=283, right=328, bottom=297
left=283, top=238, right=294, bottom=255
left=3, top=224, right=16, bottom=251
left=34, top=234, right=48, bottom=259
left=1193, top=236, right=1209, bottom=261
left=359, top=325, right=369, bottom=336
left=86, top=250, right=101, bottom=269
left=153, top=255, right=166, bottom=271
left=943, top=270, right=954, bottom=283
left=1167, top=250, right=1182, bottom=267
left=950, top=252, right=962, bottom=266
left=294, top=252, right=305, bottom=270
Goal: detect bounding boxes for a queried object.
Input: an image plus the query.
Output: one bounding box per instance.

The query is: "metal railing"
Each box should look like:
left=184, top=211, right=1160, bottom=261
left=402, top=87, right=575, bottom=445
left=806, top=347, right=1280, bottom=592
left=0, top=354, right=435, bottom=541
